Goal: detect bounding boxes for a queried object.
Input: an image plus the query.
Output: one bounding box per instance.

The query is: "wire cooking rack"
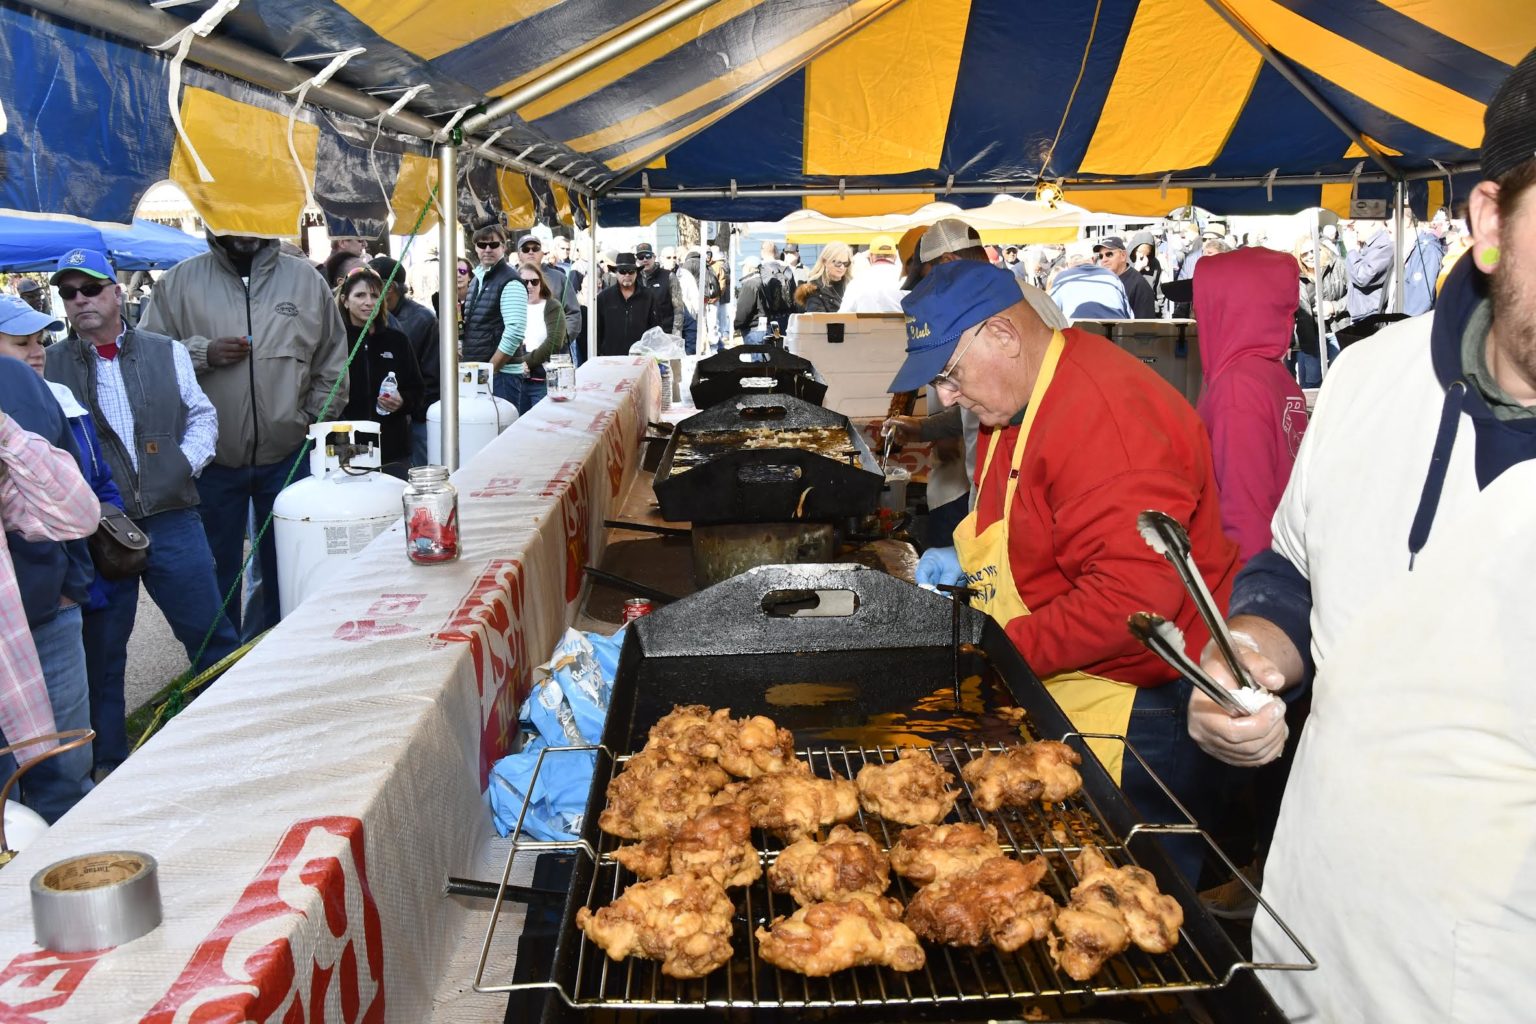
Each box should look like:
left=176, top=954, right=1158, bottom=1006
left=474, top=737, right=1313, bottom=1009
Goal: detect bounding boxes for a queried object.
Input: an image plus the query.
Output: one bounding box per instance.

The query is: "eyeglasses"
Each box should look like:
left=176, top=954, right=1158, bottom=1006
left=457, top=266, right=470, bottom=276
left=476, top=240, right=503, bottom=250
left=520, top=245, right=541, bottom=253
left=58, top=281, right=108, bottom=301
left=931, top=321, right=984, bottom=393
left=829, top=260, right=850, bottom=268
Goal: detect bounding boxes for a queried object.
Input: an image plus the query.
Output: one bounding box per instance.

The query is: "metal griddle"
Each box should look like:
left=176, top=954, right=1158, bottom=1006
left=477, top=565, right=1312, bottom=1022
left=689, top=345, right=829, bottom=410
left=652, top=394, right=883, bottom=525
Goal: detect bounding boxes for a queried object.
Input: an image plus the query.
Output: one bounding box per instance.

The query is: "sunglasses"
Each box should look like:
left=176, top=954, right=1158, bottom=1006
left=457, top=266, right=470, bottom=276
left=476, top=240, right=504, bottom=250
left=637, top=252, right=654, bottom=260
left=521, top=278, right=540, bottom=287
left=58, top=281, right=109, bottom=301
left=520, top=245, right=541, bottom=253
left=617, top=269, right=637, bottom=275
left=830, top=260, right=850, bottom=268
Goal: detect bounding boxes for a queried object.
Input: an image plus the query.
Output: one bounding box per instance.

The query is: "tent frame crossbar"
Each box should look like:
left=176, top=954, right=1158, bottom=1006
left=1201, top=0, right=1399, bottom=179
left=602, top=163, right=1475, bottom=201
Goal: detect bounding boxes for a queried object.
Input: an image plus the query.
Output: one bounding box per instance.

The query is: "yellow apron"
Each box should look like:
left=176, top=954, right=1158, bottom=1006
left=952, top=332, right=1138, bottom=783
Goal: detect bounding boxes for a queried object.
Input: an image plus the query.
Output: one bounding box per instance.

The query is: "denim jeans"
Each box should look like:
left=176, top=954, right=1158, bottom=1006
left=681, top=311, right=698, bottom=356
left=411, top=420, right=429, bottom=467
left=492, top=372, right=547, bottom=417
left=22, top=604, right=93, bottom=823
left=81, top=579, right=137, bottom=770
left=1291, top=341, right=1340, bottom=389
left=744, top=329, right=768, bottom=347
left=196, top=449, right=310, bottom=639
left=1120, top=677, right=1234, bottom=885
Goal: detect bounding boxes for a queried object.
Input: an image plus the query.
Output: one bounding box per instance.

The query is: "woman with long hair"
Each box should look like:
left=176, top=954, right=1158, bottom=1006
left=489, top=262, right=565, bottom=414
left=336, top=267, right=424, bottom=472
left=794, top=242, right=853, bottom=313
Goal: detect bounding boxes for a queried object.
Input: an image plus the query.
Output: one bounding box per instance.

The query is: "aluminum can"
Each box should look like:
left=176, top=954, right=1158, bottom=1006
left=621, top=597, right=654, bottom=622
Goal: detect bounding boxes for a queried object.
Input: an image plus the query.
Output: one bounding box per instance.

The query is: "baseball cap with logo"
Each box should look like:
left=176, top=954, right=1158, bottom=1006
left=919, top=218, right=982, bottom=263
left=0, top=293, right=64, bottom=335
left=1092, top=236, right=1127, bottom=253
left=634, top=242, right=655, bottom=256
left=15, top=278, right=42, bottom=295
left=1481, top=45, right=1536, bottom=183
left=50, top=248, right=115, bottom=285
left=867, top=235, right=899, bottom=260
left=889, top=260, right=1022, bottom=394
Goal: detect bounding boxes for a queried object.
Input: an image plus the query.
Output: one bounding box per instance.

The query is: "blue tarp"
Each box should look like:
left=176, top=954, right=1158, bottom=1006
left=0, top=215, right=206, bottom=272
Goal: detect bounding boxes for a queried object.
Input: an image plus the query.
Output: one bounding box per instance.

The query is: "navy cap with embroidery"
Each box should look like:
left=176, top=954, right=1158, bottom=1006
left=50, top=248, right=115, bottom=285
left=889, top=260, right=1021, bottom=394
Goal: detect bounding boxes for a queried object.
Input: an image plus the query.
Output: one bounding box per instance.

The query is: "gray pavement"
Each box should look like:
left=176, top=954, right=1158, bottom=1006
left=125, top=585, right=191, bottom=719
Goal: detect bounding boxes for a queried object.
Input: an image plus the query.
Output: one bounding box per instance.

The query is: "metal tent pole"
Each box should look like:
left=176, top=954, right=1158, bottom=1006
left=1392, top=179, right=1409, bottom=314
left=437, top=142, right=461, bottom=471
left=1314, top=209, right=1330, bottom=381
left=461, top=0, right=727, bottom=135
left=587, top=198, right=599, bottom=360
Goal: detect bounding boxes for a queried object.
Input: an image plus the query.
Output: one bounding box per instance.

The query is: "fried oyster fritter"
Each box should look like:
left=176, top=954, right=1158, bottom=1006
left=888, top=822, right=1002, bottom=886
left=576, top=874, right=735, bottom=979
left=904, top=856, right=1058, bottom=951
left=598, top=748, right=730, bottom=840
left=756, top=892, right=925, bottom=976
left=768, top=824, right=890, bottom=906
left=960, top=741, right=1083, bottom=811
left=644, top=705, right=799, bottom=778
left=613, top=804, right=762, bottom=888
left=712, top=764, right=858, bottom=841
left=1048, top=846, right=1184, bottom=981
left=854, top=748, right=958, bottom=825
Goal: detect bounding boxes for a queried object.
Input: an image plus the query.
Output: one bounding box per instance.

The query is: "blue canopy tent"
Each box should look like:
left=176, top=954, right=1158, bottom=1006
left=0, top=213, right=206, bottom=272
left=4, top=0, right=1530, bottom=465
left=2, top=0, right=1530, bottom=232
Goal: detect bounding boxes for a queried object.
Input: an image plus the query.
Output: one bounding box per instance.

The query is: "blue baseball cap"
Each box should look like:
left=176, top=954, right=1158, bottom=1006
left=889, top=259, right=1023, bottom=393
left=50, top=248, right=115, bottom=285
left=0, top=294, right=64, bottom=336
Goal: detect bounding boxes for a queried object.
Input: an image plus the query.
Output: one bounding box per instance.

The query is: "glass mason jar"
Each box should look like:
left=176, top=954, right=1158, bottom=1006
left=402, top=465, right=460, bottom=564
left=546, top=353, right=576, bottom=401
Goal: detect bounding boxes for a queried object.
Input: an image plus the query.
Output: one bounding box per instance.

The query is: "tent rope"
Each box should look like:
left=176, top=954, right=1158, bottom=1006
left=1035, top=0, right=1102, bottom=187
left=129, top=180, right=441, bottom=752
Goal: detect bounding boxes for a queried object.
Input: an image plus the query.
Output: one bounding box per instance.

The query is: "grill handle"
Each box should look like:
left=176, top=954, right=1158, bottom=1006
left=630, top=563, right=984, bottom=657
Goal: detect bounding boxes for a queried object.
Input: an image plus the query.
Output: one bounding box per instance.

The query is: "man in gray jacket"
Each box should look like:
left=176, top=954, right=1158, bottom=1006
left=139, top=233, right=349, bottom=638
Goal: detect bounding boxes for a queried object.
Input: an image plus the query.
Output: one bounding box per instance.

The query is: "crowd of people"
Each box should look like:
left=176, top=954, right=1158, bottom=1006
left=888, top=47, right=1536, bottom=1022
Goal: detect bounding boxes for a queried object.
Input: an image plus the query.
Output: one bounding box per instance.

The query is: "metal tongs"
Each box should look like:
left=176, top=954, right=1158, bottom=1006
left=1137, top=510, right=1258, bottom=687
left=1127, top=612, right=1252, bottom=718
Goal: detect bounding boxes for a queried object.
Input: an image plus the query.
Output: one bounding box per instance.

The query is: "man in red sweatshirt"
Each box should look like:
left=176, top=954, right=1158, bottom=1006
left=900, top=260, right=1242, bottom=879
left=1193, top=248, right=1310, bottom=560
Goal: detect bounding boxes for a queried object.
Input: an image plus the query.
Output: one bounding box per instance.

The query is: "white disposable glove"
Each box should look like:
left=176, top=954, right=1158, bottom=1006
left=1187, top=630, right=1289, bottom=767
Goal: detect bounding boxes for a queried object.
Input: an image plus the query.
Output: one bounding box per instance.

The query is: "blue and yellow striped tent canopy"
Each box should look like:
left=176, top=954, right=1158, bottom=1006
left=2, top=0, right=1531, bottom=235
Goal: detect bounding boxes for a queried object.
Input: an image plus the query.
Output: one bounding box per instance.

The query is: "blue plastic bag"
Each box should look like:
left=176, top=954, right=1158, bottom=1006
left=487, top=628, right=624, bottom=840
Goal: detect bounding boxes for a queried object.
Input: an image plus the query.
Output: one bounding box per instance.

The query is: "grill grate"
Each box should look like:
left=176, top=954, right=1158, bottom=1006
left=532, top=740, right=1243, bottom=1010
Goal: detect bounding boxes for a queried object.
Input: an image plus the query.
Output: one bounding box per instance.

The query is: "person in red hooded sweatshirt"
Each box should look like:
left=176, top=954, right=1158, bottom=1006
left=1193, top=248, right=1310, bottom=561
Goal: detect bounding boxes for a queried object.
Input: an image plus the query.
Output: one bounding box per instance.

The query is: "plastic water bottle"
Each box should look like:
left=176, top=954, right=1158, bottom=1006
left=375, top=371, right=399, bottom=416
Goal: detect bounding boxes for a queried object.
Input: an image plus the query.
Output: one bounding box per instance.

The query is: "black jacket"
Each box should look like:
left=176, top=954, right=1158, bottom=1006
left=340, top=321, right=424, bottom=471
left=391, top=296, right=440, bottom=423
left=594, top=285, right=660, bottom=357
left=462, top=260, right=520, bottom=364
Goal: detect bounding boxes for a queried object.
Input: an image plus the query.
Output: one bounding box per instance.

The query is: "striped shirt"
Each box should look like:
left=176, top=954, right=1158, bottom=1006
left=93, top=331, right=219, bottom=474
left=0, top=414, right=100, bottom=762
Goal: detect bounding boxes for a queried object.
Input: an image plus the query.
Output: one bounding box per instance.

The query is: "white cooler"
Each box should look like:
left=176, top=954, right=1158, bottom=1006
left=784, top=312, right=907, bottom=417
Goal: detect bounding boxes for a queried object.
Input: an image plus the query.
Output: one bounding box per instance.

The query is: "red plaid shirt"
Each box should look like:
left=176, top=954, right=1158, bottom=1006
left=0, top=413, right=100, bottom=763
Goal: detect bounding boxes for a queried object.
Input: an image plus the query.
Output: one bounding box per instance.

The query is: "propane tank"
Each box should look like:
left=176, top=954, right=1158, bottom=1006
left=273, top=422, right=408, bottom=618
left=426, top=362, right=517, bottom=465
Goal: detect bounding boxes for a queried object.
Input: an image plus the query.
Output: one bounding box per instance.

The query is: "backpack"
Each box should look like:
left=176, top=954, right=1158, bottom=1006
left=758, top=261, right=795, bottom=317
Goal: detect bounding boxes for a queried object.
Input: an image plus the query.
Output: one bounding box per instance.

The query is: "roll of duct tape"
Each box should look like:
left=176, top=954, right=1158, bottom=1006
left=30, top=851, right=162, bottom=952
